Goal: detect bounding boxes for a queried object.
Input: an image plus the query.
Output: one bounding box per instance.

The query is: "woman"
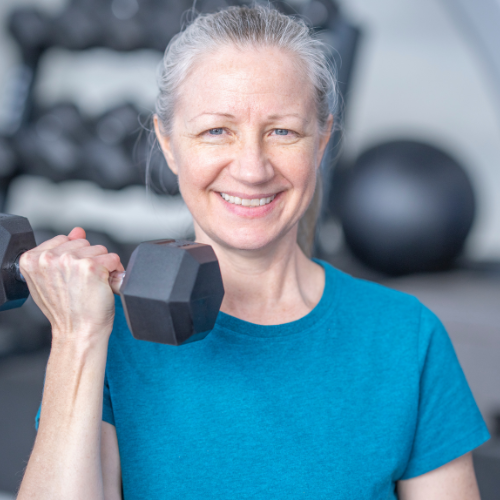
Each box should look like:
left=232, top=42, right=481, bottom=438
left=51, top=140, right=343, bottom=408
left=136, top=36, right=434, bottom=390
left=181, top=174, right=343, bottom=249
left=18, top=5, right=488, bottom=499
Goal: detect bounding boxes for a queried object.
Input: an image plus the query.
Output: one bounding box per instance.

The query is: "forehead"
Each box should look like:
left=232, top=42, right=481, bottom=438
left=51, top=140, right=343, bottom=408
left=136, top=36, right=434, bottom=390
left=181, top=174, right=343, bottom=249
left=176, top=45, right=315, bottom=122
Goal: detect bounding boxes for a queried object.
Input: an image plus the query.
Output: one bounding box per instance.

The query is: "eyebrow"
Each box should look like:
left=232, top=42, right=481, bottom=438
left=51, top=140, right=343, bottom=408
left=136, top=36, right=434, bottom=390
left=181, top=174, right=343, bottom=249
left=268, top=113, right=309, bottom=123
left=188, top=112, right=309, bottom=123
left=188, top=112, right=235, bottom=123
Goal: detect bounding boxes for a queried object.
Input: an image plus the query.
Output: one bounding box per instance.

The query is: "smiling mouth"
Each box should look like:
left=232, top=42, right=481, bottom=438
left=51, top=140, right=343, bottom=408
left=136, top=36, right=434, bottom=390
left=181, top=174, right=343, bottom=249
left=220, top=193, right=276, bottom=207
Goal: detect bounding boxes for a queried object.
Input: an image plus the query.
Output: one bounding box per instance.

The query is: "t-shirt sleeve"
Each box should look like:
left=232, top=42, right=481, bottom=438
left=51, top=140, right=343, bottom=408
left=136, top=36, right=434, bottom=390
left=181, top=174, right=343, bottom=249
left=102, top=371, right=115, bottom=426
left=401, top=305, right=490, bottom=479
left=35, top=401, right=41, bottom=430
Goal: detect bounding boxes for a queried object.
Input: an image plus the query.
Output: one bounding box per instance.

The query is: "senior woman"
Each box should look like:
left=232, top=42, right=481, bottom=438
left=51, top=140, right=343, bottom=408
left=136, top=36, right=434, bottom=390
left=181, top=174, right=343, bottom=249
left=18, top=5, right=488, bottom=500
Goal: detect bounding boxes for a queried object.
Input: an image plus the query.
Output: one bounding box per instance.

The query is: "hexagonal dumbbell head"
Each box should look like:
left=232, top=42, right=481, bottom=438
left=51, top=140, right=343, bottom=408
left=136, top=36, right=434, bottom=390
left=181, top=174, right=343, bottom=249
left=0, top=214, right=36, bottom=311
left=119, top=240, right=224, bottom=345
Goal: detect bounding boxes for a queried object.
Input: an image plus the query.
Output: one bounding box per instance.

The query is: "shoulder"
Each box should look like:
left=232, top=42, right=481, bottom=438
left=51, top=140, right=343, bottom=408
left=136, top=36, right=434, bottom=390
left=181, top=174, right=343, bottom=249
left=320, top=261, right=442, bottom=353
left=321, top=260, right=423, bottom=319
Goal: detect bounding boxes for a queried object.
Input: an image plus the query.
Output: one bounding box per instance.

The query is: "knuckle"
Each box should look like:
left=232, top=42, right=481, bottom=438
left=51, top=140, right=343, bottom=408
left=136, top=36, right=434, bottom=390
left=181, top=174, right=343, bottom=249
left=80, top=257, right=95, bottom=273
left=21, top=250, right=34, bottom=265
left=59, top=252, right=75, bottom=266
left=93, top=245, right=108, bottom=254
left=39, top=250, right=55, bottom=266
left=19, top=251, right=34, bottom=273
left=53, top=234, right=69, bottom=244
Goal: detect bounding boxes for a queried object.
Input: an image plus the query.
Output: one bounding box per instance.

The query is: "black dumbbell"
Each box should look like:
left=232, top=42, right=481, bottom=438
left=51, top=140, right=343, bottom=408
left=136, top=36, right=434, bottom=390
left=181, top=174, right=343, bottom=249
left=14, top=103, right=90, bottom=182
left=0, top=214, right=224, bottom=346
left=8, top=7, right=51, bottom=57
left=50, top=2, right=104, bottom=50
left=82, top=103, right=143, bottom=189
left=0, top=137, right=19, bottom=211
left=102, top=0, right=147, bottom=51
left=141, top=0, right=189, bottom=51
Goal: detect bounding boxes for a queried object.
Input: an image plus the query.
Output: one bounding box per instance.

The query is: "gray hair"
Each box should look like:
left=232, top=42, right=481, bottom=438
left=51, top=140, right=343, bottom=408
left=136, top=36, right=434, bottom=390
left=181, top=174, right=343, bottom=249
left=154, top=4, right=337, bottom=255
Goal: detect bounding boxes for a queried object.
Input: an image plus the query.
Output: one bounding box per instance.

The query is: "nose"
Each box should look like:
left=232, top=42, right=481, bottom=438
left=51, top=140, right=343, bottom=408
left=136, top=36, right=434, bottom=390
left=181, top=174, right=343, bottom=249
left=228, top=133, right=275, bottom=185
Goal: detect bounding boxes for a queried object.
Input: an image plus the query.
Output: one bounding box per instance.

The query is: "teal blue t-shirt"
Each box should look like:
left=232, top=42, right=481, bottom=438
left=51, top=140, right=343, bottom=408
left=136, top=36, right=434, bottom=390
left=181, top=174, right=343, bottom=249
left=38, top=261, right=490, bottom=498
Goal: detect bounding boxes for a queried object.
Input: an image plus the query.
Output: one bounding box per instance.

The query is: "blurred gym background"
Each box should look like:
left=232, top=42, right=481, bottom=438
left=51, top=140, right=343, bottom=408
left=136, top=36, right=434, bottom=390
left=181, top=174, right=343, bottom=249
left=0, top=0, right=499, bottom=497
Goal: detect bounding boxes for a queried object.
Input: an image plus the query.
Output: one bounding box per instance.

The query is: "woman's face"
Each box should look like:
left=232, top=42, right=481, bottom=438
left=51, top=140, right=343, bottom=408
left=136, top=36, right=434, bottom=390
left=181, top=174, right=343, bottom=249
left=156, top=45, right=332, bottom=252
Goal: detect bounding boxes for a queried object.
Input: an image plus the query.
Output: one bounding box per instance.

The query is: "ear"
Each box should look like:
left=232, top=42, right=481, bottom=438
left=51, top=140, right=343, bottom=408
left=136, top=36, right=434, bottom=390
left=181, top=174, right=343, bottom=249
left=153, top=115, right=179, bottom=176
left=317, top=114, right=334, bottom=169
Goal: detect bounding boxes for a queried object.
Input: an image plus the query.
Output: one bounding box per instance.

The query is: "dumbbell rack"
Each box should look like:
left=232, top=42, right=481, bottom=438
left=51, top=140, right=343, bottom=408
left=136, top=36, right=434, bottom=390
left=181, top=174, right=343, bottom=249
left=0, top=0, right=360, bottom=204
left=0, top=0, right=360, bottom=357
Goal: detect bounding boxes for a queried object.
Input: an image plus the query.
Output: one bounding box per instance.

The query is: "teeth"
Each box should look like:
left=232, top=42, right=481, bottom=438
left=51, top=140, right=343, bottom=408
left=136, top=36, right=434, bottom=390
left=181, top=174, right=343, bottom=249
left=220, top=193, right=276, bottom=207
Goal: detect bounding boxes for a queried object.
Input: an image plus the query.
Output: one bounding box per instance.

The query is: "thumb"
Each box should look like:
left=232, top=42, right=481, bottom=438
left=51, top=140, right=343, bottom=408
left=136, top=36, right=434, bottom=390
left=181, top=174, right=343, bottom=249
left=68, top=227, right=86, bottom=240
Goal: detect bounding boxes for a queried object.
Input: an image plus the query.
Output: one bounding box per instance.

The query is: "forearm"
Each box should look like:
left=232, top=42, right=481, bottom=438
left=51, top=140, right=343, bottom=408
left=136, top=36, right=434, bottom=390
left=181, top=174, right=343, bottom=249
left=18, top=333, right=109, bottom=500
left=397, top=453, right=480, bottom=500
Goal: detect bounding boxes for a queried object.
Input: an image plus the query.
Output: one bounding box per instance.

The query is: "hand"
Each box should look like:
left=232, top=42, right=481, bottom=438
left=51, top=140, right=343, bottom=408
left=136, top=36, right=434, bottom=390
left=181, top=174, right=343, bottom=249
left=19, top=227, right=125, bottom=343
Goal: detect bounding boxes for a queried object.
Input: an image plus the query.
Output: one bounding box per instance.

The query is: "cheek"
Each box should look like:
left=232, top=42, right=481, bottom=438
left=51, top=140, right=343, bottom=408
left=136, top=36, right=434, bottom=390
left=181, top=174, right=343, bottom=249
left=176, top=146, right=224, bottom=194
left=268, top=144, right=317, bottom=190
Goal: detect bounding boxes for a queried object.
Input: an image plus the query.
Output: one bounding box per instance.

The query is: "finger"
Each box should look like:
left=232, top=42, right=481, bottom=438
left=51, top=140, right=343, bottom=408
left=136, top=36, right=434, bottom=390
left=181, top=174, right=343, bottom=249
left=27, top=229, right=86, bottom=253
left=39, top=238, right=91, bottom=255
left=93, top=253, right=124, bottom=274
left=68, top=227, right=86, bottom=240
left=72, top=245, right=109, bottom=259
left=109, top=271, right=126, bottom=294
left=34, top=234, right=71, bottom=251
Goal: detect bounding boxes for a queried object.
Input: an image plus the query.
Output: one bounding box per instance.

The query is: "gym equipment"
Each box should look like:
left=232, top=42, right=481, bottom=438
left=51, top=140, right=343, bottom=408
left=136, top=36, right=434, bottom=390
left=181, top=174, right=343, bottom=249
left=316, top=7, right=362, bottom=224
left=339, top=140, right=476, bottom=276
left=0, top=214, right=224, bottom=346
left=95, top=103, right=139, bottom=147
left=84, top=103, right=144, bottom=189
left=104, top=6, right=146, bottom=52
left=13, top=103, right=90, bottom=182
left=50, top=5, right=104, bottom=51
left=302, top=0, right=339, bottom=30
left=11, top=101, right=176, bottom=191
left=0, top=138, right=18, bottom=212
left=0, top=137, right=17, bottom=179
left=85, top=103, right=151, bottom=189
left=0, top=214, right=37, bottom=310
left=82, top=139, right=139, bottom=189
left=8, top=8, right=50, bottom=58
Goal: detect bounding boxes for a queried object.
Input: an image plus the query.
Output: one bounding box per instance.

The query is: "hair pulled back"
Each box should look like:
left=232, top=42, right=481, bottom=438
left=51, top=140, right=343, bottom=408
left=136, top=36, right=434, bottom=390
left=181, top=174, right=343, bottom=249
left=154, top=4, right=337, bottom=255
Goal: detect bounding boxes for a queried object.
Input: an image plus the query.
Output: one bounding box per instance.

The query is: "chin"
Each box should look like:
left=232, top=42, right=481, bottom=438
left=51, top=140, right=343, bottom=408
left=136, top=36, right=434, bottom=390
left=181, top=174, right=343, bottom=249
left=210, top=226, right=285, bottom=252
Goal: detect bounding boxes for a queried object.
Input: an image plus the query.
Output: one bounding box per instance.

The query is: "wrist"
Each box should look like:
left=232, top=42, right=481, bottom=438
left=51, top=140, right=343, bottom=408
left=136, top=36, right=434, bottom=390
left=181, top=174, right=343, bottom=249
left=51, top=327, right=111, bottom=354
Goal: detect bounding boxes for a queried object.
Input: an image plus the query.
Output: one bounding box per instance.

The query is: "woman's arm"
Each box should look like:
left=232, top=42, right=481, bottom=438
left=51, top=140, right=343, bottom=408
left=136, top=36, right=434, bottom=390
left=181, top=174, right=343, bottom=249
left=16, top=229, right=123, bottom=499
left=18, top=337, right=109, bottom=499
left=101, top=422, right=122, bottom=499
left=397, top=452, right=480, bottom=500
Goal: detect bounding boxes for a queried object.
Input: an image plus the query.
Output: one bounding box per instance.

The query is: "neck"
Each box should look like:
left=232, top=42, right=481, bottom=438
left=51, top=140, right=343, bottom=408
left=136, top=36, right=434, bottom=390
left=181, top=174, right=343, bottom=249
left=194, top=225, right=325, bottom=325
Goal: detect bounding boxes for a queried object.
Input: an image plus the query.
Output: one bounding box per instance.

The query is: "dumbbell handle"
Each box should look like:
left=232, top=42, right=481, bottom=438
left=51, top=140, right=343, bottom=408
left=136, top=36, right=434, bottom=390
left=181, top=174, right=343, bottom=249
left=14, top=258, right=25, bottom=282
left=14, top=254, right=127, bottom=291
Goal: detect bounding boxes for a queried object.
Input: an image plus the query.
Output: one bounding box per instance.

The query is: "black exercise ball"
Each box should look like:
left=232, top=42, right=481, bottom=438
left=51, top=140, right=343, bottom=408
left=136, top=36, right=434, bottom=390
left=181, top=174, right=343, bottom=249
left=339, top=140, right=476, bottom=275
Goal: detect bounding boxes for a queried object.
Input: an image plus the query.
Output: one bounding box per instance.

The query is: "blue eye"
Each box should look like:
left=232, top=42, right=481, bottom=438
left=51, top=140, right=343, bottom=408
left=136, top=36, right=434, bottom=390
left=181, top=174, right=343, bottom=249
left=208, top=128, right=224, bottom=135
left=275, top=129, right=289, bottom=135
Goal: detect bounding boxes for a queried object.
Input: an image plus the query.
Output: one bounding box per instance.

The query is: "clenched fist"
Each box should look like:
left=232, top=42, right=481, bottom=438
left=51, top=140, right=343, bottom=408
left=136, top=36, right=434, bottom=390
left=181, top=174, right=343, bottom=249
left=19, top=227, right=125, bottom=343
